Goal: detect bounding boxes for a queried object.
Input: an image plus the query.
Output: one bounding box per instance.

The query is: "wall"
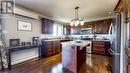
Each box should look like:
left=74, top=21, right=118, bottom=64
left=1, top=14, right=41, bottom=65
left=1, top=2, right=47, bottom=65
left=2, top=15, right=41, bottom=46
left=1, top=5, right=64, bottom=65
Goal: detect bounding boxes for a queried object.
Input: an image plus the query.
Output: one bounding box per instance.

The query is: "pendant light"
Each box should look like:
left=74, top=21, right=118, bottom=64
left=70, top=7, right=84, bottom=26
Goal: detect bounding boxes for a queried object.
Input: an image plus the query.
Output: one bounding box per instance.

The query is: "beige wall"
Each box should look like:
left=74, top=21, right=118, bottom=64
left=2, top=14, right=41, bottom=46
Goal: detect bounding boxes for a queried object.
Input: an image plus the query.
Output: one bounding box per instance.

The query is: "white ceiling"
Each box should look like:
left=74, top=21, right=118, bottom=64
left=12, top=0, right=118, bottom=23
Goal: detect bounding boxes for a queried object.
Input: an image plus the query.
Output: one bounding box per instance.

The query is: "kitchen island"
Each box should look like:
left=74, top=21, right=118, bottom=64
left=61, top=41, right=90, bottom=73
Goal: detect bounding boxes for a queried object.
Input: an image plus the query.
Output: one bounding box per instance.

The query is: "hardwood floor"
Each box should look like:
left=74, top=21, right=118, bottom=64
left=79, top=54, right=112, bottom=73
left=0, top=53, right=112, bottom=73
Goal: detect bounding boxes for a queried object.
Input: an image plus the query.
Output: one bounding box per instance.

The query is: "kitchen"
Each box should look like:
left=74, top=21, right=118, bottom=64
left=0, top=0, right=130, bottom=73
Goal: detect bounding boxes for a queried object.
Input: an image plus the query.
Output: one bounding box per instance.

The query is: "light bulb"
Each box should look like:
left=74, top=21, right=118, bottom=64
left=80, top=21, right=84, bottom=25
left=75, top=20, right=79, bottom=26
left=70, top=22, right=74, bottom=26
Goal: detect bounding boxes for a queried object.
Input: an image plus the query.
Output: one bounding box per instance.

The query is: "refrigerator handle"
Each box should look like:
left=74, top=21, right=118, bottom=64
left=108, top=48, right=120, bottom=56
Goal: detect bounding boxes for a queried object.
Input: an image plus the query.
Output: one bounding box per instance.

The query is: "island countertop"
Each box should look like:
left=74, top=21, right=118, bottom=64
left=61, top=40, right=91, bottom=47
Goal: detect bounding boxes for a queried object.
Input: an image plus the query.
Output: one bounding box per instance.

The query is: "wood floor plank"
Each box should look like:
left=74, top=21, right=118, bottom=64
left=0, top=53, right=112, bottom=73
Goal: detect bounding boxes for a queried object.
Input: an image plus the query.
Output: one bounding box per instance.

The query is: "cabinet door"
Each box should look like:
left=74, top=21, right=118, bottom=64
left=92, top=24, right=96, bottom=33
left=102, top=20, right=111, bottom=34
left=102, top=21, right=107, bottom=34
left=92, top=23, right=101, bottom=34
left=48, top=20, right=54, bottom=34
left=92, top=19, right=111, bottom=34
left=53, top=41, right=61, bottom=54
left=66, top=25, right=71, bottom=35
left=128, top=65, right=130, bottom=73
left=47, top=41, right=53, bottom=56
left=41, top=18, right=54, bottom=34
left=42, top=41, right=53, bottom=57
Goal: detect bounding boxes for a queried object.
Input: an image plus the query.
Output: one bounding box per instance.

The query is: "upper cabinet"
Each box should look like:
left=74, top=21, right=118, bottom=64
left=65, top=19, right=112, bottom=35
left=83, top=19, right=111, bottom=34
left=66, top=25, right=71, bottom=35
left=115, top=0, right=129, bottom=23
left=41, top=18, right=54, bottom=34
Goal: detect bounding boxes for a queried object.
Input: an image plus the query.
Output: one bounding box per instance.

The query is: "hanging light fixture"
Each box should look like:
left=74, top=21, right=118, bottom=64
left=70, top=7, right=84, bottom=26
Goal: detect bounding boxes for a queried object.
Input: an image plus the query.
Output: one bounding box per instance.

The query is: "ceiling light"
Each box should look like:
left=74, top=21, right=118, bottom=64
left=109, top=12, right=112, bottom=14
left=70, top=21, right=74, bottom=26
left=80, top=20, right=84, bottom=26
left=70, top=7, right=84, bottom=26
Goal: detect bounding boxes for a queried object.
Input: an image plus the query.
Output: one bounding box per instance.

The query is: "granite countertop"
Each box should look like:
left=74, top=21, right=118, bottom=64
left=43, top=39, right=60, bottom=41
left=42, top=39, right=70, bottom=41
left=61, top=41, right=91, bottom=50
left=92, top=39, right=110, bottom=42
left=61, top=41, right=91, bottom=47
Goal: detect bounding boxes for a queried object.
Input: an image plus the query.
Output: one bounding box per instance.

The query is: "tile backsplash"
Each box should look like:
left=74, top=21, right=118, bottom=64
left=40, top=34, right=111, bottom=41
left=69, top=34, right=111, bottom=40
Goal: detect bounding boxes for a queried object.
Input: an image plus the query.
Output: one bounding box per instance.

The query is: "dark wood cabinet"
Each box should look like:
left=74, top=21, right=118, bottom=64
left=66, top=19, right=111, bottom=35
left=92, top=41, right=110, bottom=55
left=41, top=18, right=54, bottom=34
left=82, top=19, right=111, bottom=34
left=66, top=25, right=71, bottom=35
left=92, top=19, right=111, bottom=34
left=41, top=40, right=61, bottom=57
left=128, top=65, right=130, bottom=73
left=115, top=0, right=129, bottom=23
left=53, top=40, right=61, bottom=54
left=77, top=46, right=86, bottom=71
left=41, top=41, right=53, bottom=57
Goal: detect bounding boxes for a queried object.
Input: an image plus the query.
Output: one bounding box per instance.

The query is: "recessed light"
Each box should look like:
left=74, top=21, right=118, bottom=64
left=109, top=12, right=112, bottom=14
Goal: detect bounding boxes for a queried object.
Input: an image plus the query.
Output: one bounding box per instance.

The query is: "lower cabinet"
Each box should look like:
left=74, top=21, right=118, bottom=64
left=41, top=40, right=61, bottom=57
left=92, top=41, right=110, bottom=55
left=128, top=65, right=130, bottom=73
left=53, top=40, right=61, bottom=54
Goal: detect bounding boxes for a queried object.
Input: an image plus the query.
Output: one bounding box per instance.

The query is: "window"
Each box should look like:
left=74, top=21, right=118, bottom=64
left=53, top=23, right=63, bottom=36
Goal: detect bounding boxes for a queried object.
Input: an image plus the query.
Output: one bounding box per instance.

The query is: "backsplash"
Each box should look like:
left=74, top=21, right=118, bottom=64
left=69, top=34, right=111, bottom=40
left=40, top=34, right=65, bottom=39
left=39, top=34, right=112, bottom=41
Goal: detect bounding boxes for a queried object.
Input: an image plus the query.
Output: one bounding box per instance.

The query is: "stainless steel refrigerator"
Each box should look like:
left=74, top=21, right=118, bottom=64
left=109, top=13, right=126, bottom=73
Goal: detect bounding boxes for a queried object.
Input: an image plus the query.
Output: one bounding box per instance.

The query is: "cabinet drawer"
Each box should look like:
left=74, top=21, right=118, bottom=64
left=93, top=48, right=105, bottom=51
left=93, top=41, right=105, bottom=45
left=93, top=50, right=106, bottom=54
left=93, top=45, right=105, bottom=48
left=93, top=45, right=105, bottom=49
